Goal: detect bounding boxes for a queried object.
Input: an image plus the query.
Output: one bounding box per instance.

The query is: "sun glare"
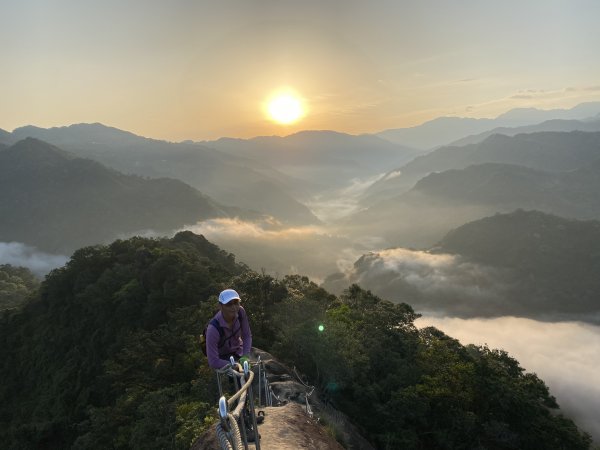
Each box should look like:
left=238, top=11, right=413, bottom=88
left=267, top=92, right=304, bottom=124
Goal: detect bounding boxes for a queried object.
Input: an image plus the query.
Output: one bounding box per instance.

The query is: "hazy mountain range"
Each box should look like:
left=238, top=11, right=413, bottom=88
left=449, top=117, right=600, bottom=147
left=411, top=161, right=600, bottom=219
left=203, top=130, right=422, bottom=192
left=376, top=101, right=600, bottom=149
left=0, top=138, right=250, bottom=253
left=348, top=157, right=600, bottom=248
left=3, top=101, right=600, bottom=280
left=363, top=130, right=600, bottom=205
left=0, top=124, right=320, bottom=225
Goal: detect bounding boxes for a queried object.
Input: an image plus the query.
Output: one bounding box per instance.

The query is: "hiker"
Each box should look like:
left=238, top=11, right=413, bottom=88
left=205, top=289, right=262, bottom=443
left=206, top=288, right=253, bottom=370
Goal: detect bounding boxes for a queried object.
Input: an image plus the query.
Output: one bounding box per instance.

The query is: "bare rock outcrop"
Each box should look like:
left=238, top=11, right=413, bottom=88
left=191, top=348, right=374, bottom=450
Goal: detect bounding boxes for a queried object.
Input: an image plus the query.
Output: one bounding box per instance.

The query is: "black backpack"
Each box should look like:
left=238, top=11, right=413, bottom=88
left=200, top=310, right=243, bottom=357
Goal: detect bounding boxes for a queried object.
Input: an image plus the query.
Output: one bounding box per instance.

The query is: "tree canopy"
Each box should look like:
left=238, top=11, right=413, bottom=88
left=0, top=232, right=592, bottom=449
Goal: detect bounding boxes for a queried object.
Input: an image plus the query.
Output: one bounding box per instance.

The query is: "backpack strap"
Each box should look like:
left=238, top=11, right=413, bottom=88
left=209, top=318, right=226, bottom=349
left=212, top=310, right=245, bottom=352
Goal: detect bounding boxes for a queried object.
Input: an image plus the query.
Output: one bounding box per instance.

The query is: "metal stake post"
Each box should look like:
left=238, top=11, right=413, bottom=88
left=244, top=361, right=261, bottom=450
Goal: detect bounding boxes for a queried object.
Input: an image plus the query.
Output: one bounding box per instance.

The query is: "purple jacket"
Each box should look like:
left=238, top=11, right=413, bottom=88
left=206, top=305, right=252, bottom=370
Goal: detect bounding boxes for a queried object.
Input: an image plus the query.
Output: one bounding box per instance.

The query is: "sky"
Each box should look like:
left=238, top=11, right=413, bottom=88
left=2, top=0, right=600, bottom=141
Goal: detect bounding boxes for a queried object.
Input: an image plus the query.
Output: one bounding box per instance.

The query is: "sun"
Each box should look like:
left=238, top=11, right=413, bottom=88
left=266, top=92, right=304, bottom=124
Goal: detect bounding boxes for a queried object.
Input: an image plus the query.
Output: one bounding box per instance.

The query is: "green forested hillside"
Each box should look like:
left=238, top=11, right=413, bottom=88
left=0, top=232, right=591, bottom=449
left=438, top=210, right=600, bottom=316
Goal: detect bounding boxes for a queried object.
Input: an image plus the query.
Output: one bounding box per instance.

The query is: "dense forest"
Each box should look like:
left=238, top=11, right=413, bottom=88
left=438, top=210, right=600, bottom=317
left=0, top=232, right=592, bottom=449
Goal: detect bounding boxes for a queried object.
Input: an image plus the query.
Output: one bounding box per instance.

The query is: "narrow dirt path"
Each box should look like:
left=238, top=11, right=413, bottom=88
left=191, top=402, right=344, bottom=450
left=253, top=402, right=344, bottom=450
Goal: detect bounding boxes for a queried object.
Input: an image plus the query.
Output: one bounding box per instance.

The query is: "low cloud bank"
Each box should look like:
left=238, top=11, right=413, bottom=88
left=416, top=316, right=600, bottom=442
left=323, top=246, right=600, bottom=323
left=180, top=218, right=366, bottom=283
left=323, top=247, right=516, bottom=317
left=0, top=242, right=68, bottom=277
left=305, top=173, right=385, bottom=222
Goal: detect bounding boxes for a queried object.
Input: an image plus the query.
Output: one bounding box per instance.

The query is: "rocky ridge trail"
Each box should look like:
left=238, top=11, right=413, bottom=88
left=191, top=349, right=374, bottom=450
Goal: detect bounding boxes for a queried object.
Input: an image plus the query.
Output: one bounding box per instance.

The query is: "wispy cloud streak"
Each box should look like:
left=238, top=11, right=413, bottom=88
left=0, top=242, right=68, bottom=277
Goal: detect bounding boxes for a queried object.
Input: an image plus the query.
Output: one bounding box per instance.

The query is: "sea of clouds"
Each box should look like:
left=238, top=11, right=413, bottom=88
left=179, top=217, right=370, bottom=283
left=3, top=222, right=598, bottom=443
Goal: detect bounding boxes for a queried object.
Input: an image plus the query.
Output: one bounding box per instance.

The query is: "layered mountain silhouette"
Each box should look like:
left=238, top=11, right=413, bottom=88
left=0, top=128, right=11, bottom=145
left=2, top=124, right=320, bottom=225
left=363, top=130, right=600, bottom=205
left=375, top=101, right=600, bottom=149
left=346, top=163, right=600, bottom=251
left=325, top=210, right=600, bottom=323
left=377, top=116, right=501, bottom=150
left=342, top=131, right=600, bottom=250
left=449, top=118, right=600, bottom=147
left=412, top=161, right=600, bottom=219
left=0, top=138, right=246, bottom=253
left=204, top=130, right=422, bottom=193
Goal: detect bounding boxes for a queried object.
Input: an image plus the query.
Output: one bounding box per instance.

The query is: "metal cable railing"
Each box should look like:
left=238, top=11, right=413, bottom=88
left=292, top=366, right=315, bottom=418
left=214, top=356, right=316, bottom=449
left=215, top=359, right=260, bottom=450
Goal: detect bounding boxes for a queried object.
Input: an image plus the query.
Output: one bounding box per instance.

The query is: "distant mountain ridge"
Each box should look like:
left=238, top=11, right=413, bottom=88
left=411, top=161, right=600, bottom=219
left=376, top=101, right=600, bottom=149
left=204, top=129, right=422, bottom=192
left=449, top=118, right=600, bottom=147
left=363, top=130, right=600, bottom=204
left=10, top=123, right=156, bottom=146
left=495, top=101, right=600, bottom=121
left=0, top=128, right=11, bottom=145
left=340, top=132, right=600, bottom=251
left=0, top=138, right=240, bottom=253
left=0, top=123, right=320, bottom=225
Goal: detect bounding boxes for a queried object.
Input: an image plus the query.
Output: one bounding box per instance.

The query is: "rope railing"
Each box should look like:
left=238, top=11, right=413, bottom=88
left=213, top=356, right=317, bottom=449
left=215, top=359, right=260, bottom=450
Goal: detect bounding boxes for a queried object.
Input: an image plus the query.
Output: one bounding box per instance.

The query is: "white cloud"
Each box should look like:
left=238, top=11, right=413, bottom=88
left=182, top=217, right=328, bottom=241
left=178, top=218, right=362, bottom=283
left=343, top=248, right=513, bottom=310
left=305, top=173, right=386, bottom=222
left=0, top=242, right=68, bottom=277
